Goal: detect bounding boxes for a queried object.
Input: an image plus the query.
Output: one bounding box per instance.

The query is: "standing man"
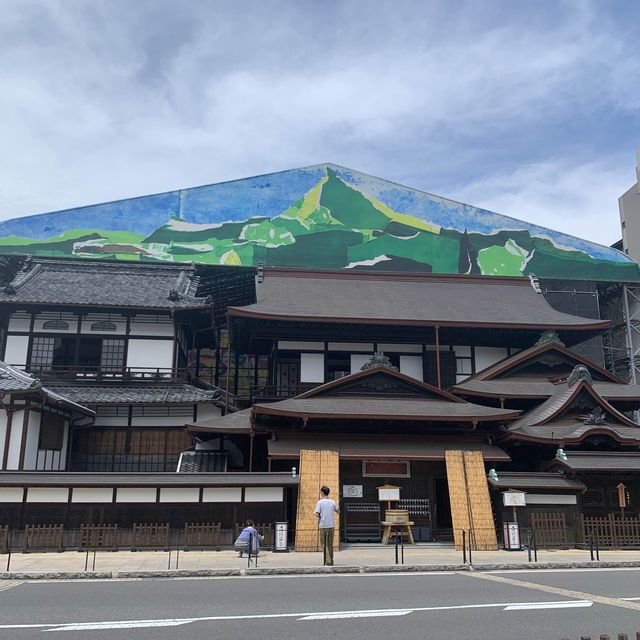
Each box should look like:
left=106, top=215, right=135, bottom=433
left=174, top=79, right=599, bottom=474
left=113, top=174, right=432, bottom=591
left=315, top=486, right=339, bottom=566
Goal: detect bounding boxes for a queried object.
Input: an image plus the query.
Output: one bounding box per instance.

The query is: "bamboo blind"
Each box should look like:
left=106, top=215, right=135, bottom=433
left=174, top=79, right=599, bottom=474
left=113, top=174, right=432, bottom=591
left=294, top=449, right=340, bottom=552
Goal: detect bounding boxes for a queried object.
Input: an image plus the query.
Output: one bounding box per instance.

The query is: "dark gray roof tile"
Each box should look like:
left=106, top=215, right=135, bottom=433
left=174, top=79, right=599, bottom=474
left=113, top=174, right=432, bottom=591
left=0, top=258, right=208, bottom=309
left=47, top=384, right=219, bottom=405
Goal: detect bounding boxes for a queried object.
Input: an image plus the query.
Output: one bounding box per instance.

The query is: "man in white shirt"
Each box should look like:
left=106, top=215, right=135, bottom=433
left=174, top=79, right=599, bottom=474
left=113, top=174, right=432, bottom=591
left=314, top=486, right=339, bottom=565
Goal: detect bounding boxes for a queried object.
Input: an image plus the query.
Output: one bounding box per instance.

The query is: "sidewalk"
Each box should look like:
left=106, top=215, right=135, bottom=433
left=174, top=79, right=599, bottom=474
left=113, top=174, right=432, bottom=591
left=3, top=545, right=640, bottom=578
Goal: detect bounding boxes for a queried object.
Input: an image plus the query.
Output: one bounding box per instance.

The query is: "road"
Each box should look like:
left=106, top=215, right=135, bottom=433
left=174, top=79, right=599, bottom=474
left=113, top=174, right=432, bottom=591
left=1, top=568, right=640, bottom=639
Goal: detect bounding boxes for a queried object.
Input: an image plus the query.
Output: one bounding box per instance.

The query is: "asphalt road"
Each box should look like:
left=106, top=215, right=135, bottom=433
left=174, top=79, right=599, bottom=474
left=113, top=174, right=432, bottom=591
left=1, top=569, right=640, bottom=639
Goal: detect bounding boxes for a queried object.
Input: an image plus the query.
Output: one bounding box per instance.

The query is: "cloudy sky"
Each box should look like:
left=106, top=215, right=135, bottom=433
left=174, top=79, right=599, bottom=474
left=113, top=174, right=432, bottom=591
left=1, top=0, right=639, bottom=246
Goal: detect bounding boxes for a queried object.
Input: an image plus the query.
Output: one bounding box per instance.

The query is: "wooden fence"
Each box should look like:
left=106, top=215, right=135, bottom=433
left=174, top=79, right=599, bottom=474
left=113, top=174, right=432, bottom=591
left=184, top=523, right=221, bottom=550
left=24, top=524, right=64, bottom=552
left=234, top=523, right=274, bottom=548
left=80, top=524, right=119, bottom=550
left=578, top=514, right=640, bottom=548
left=530, top=512, right=569, bottom=548
left=131, top=523, right=170, bottom=550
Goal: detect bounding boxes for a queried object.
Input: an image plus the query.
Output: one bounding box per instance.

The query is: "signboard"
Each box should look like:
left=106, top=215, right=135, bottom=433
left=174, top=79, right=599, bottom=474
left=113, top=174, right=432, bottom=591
left=503, top=491, right=526, bottom=507
left=343, top=485, right=363, bottom=498
left=503, top=522, right=521, bottom=550
left=274, top=522, right=289, bottom=552
left=362, top=460, right=410, bottom=478
left=377, top=485, right=401, bottom=502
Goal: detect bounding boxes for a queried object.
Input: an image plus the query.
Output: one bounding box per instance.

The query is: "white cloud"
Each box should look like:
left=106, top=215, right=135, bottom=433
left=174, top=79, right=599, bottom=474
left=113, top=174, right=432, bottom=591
left=451, top=156, right=635, bottom=246
left=0, top=0, right=638, bottom=242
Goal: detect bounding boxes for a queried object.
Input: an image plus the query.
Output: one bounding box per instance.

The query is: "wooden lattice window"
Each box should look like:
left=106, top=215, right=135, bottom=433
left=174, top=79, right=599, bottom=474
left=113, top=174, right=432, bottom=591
left=91, top=321, right=117, bottom=332
left=582, top=488, right=606, bottom=507
left=42, top=319, right=69, bottom=330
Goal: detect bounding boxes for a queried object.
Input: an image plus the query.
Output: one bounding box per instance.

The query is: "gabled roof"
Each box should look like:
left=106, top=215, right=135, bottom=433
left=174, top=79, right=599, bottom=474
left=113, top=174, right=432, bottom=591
left=0, top=257, right=209, bottom=309
left=462, top=340, right=622, bottom=383
left=502, top=380, right=640, bottom=445
left=227, top=269, right=610, bottom=331
left=252, top=367, right=520, bottom=423
left=0, top=362, right=94, bottom=416
left=296, top=366, right=464, bottom=401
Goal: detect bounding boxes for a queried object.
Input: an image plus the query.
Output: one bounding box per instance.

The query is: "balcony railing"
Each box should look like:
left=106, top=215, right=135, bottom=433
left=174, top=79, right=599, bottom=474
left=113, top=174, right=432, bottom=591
left=16, top=364, right=188, bottom=384
left=250, top=382, right=321, bottom=400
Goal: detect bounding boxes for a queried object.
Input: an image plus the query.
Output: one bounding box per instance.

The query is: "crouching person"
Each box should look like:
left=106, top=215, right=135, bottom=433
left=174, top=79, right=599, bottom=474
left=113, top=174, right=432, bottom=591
left=234, top=519, right=264, bottom=557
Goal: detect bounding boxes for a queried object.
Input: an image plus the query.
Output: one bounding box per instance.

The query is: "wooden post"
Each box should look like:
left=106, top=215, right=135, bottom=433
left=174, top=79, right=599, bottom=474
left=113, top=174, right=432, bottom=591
left=435, top=324, right=442, bottom=389
left=248, top=431, right=255, bottom=472
left=224, top=333, right=232, bottom=416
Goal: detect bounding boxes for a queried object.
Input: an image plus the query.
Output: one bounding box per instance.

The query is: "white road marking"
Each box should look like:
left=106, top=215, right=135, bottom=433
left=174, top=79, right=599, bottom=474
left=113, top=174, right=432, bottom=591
left=504, top=601, right=592, bottom=611
left=299, top=610, right=412, bottom=620
left=0, top=581, right=21, bottom=592
left=0, top=600, right=598, bottom=631
left=47, top=620, right=193, bottom=632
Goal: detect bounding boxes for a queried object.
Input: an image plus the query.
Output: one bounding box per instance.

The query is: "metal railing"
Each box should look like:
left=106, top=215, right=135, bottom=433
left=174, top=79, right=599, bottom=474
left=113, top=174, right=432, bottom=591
left=17, top=364, right=188, bottom=383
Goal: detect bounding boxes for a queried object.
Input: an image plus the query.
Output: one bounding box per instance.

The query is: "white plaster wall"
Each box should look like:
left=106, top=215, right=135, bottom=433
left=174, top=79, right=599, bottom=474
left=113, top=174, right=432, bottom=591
left=33, top=312, right=78, bottom=333
left=127, top=339, right=174, bottom=369
left=454, top=346, right=472, bottom=358
left=27, top=487, right=69, bottom=502
left=202, top=487, right=241, bottom=502
left=159, top=488, right=199, bottom=503
left=22, top=409, right=41, bottom=470
left=400, top=355, right=423, bottom=380
left=474, top=347, right=509, bottom=374
left=131, top=415, right=192, bottom=427
left=8, top=313, right=31, bottom=332
left=328, top=342, right=374, bottom=352
left=525, top=494, right=577, bottom=505
left=278, top=340, right=324, bottom=350
left=72, top=488, right=113, bottom=503
left=129, top=316, right=174, bottom=337
left=245, top=487, right=283, bottom=502
left=377, top=343, right=422, bottom=353
left=0, top=487, right=24, bottom=502
left=350, top=354, right=370, bottom=373
left=81, top=313, right=126, bottom=335
left=6, top=409, right=24, bottom=470
left=300, top=353, right=325, bottom=382
left=116, top=488, right=157, bottom=503
left=4, top=336, right=29, bottom=366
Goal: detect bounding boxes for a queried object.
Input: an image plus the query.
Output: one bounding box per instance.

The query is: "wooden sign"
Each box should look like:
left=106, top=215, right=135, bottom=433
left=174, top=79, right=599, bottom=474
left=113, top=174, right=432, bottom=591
left=377, top=484, right=401, bottom=502
left=617, top=483, right=628, bottom=508
left=362, top=460, right=410, bottom=478
left=503, top=491, right=526, bottom=507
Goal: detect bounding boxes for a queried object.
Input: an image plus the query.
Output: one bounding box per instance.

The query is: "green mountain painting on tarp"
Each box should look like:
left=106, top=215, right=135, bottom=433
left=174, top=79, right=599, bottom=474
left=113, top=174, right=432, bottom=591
left=0, top=164, right=637, bottom=282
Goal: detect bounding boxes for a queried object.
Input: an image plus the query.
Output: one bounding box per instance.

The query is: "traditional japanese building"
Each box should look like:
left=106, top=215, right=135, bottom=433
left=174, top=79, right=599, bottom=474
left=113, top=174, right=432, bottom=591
left=0, top=163, right=639, bottom=549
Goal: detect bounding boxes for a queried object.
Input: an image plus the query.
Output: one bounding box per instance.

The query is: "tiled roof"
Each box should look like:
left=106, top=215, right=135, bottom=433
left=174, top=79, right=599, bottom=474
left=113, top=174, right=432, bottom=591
left=47, top=384, right=220, bottom=405
left=503, top=380, right=640, bottom=444
left=268, top=435, right=510, bottom=461
left=487, top=472, right=585, bottom=492
left=228, top=270, right=610, bottom=330
left=452, top=378, right=640, bottom=402
left=0, top=361, right=93, bottom=415
left=177, top=451, right=228, bottom=472
left=548, top=452, right=640, bottom=472
left=255, top=396, right=520, bottom=421
left=0, top=258, right=209, bottom=309
left=187, top=408, right=252, bottom=433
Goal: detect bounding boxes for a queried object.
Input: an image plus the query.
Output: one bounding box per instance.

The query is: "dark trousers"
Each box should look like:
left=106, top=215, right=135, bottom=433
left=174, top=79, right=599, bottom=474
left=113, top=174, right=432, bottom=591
left=320, top=528, right=334, bottom=565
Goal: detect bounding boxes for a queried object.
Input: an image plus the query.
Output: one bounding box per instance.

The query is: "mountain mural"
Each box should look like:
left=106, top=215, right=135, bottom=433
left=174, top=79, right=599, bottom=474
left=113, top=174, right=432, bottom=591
left=0, top=164, right=637, bottom=281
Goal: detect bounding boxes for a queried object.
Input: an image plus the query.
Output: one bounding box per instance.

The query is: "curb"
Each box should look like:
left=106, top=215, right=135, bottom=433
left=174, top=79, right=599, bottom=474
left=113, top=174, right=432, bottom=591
left=3, top=561, right=640, bottom=580
left=0, top=572, right=112, bottom=580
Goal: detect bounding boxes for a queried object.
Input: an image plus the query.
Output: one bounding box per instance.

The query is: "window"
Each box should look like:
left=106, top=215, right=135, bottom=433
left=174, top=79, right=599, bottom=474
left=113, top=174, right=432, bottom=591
left=38, top=413, right=65, bottom=450
left=42, top=320, right=69, bottom=330
left=30, top=337, right=56, bottom=368
left=100, top=339, right=125, bottom=371
left=91, top=321, right=117, bottom=332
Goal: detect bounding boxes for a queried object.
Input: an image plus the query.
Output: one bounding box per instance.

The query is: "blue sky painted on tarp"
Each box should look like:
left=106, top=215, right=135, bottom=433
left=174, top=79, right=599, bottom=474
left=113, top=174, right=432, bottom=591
left=0, top=163, right=632, bottom=265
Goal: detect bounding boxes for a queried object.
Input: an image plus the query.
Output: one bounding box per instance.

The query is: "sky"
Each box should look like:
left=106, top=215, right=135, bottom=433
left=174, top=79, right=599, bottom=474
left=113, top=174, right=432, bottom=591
left=1, top=0, right=639, bottom=247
